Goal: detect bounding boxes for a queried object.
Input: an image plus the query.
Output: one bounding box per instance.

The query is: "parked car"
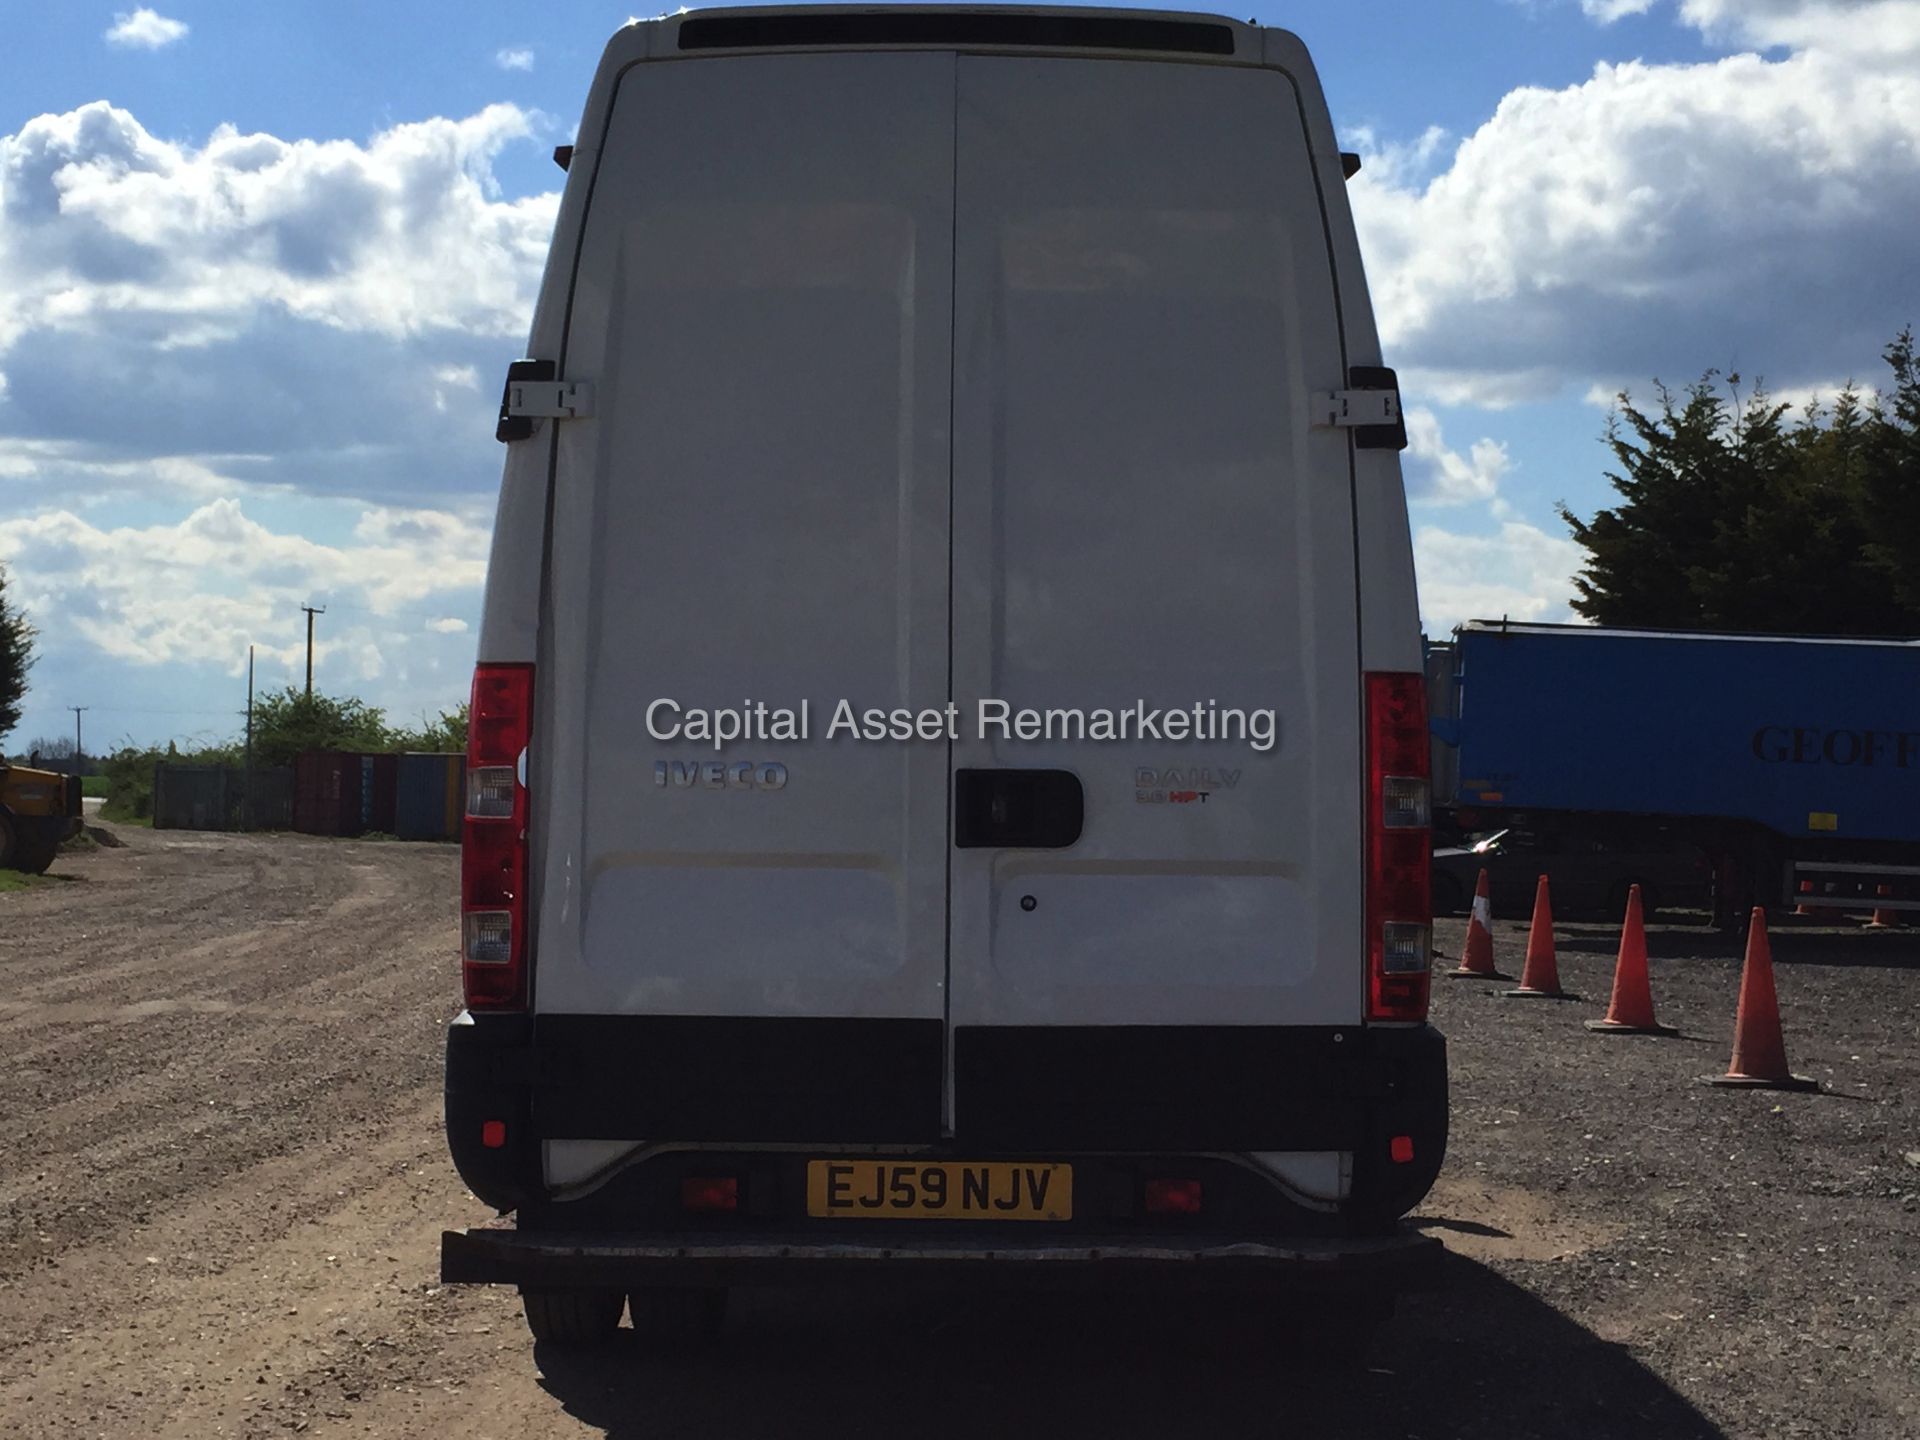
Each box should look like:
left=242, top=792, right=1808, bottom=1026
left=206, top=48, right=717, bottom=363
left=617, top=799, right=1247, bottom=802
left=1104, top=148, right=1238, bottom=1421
left=1431, top=826, right=1712, bottom=923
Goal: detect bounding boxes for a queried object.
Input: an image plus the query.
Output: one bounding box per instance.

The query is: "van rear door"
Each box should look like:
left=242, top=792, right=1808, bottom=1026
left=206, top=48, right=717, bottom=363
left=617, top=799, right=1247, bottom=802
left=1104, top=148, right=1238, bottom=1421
left=535, top=45, right=1361, bottom=1152
left=945, top=57, right=1363, bottom=1145
left=533, top=53, right=957, bottom=1143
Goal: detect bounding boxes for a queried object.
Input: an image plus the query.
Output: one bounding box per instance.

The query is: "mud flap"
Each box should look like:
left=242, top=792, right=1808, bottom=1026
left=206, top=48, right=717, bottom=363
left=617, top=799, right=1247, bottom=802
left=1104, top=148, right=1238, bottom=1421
left=445, top=1012, right=539, bottom=1213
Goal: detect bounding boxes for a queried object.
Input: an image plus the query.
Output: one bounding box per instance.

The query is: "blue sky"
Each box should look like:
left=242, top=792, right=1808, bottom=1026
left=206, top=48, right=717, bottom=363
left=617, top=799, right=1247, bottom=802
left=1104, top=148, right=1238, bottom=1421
left=3, top=1, right=1917, bottom=750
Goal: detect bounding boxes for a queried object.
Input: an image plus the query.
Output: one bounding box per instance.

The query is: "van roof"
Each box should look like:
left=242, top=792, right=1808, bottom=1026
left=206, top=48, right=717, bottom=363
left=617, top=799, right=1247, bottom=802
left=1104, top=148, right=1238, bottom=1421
left=603, top=6, right=1279, bottom=67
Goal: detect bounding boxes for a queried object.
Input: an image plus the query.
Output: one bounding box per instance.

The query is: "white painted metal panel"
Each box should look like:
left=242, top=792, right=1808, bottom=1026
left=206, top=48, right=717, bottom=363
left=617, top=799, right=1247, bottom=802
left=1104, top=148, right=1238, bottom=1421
left=947, top=56, right=1362, bottom=1030
left=534, top=54, right=956, bottom=1021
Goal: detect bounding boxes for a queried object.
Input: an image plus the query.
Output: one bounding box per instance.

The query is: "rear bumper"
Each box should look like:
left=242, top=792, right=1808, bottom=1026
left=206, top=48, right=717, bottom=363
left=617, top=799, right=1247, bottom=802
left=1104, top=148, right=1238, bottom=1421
left=440, top=1224, right=1443, bottom=1292
left=445, top=1015, right=1447, bottom=1229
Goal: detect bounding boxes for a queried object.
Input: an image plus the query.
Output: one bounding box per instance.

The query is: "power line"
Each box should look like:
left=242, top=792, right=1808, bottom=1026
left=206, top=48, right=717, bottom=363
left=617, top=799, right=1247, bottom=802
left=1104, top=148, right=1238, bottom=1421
left=75, top=707, right=238, bottom=718
left=305, top=598, right=473, bottom=625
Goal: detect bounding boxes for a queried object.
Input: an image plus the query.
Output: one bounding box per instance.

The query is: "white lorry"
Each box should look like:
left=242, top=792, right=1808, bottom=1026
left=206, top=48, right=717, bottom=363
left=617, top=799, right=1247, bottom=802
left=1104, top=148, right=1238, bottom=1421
left=441, top=4, right=1447, bottom=1350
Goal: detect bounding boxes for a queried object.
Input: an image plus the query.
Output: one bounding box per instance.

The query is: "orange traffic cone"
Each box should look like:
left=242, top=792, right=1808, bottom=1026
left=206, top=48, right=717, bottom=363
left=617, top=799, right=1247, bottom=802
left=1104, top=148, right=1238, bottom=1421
left=1793, top=879, right=1814, bottom=918
left=1447, top=869, right=1511, bottom=980
left=1704, top=909, right=1819, bottom=1092
left=1504, top=875, right=1574, bottom=999
left=1866, top=885, right=1899, bottom=930
left=1586, top=884, right=1677, bottom=1035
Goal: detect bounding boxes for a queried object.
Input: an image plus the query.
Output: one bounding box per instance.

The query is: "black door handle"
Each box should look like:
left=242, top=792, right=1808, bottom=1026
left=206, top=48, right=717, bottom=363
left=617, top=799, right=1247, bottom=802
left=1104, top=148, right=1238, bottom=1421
left=954, top=770, right=1083, bottom=849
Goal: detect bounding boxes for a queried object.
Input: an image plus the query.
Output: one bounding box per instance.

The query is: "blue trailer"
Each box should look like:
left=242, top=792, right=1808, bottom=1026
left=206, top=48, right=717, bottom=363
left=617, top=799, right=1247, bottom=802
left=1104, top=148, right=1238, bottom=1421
left=1429, top=621, right=1920, bottom=923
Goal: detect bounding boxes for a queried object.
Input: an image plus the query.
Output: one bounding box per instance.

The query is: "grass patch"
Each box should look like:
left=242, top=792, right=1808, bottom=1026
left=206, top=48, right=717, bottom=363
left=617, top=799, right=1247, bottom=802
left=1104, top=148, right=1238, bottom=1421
left=80, top=775, right=109, bottom=798
left=98, top=803, right=152, bottom=827
left=0, top=869, right=46, bottom=894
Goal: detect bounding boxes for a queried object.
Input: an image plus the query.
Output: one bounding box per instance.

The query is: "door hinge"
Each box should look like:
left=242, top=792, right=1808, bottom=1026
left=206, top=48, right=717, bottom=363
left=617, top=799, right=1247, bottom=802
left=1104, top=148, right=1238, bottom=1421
left=495, top=359, right=594, bottom=443
left=1311, top=365, right=1409, bottom=451
left=1312, top=388, right=1400, bottom=429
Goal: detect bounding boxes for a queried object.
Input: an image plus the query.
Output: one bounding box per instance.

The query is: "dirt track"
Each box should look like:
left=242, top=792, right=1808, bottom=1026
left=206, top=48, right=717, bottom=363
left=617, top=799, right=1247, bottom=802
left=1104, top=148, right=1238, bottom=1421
left=1, top=828, right=1915, bottom=1438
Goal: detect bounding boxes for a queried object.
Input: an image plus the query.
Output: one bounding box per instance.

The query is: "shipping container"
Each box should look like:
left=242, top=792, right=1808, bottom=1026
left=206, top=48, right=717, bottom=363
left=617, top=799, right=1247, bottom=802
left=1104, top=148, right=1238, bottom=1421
left=293, top=751, right=365, bottom=837
left=395, top=752, right=462, bottom=841
left=442, top=753, right=463, bottom=838
left=360, top=753, right=399, bottom=834
left=152, top=765, right=293, bottom=831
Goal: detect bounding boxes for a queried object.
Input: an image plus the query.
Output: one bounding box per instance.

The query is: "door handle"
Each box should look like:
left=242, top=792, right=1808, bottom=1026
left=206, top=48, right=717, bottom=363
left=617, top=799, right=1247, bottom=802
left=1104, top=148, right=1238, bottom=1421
left=954, top=769, right=1083, bottom=849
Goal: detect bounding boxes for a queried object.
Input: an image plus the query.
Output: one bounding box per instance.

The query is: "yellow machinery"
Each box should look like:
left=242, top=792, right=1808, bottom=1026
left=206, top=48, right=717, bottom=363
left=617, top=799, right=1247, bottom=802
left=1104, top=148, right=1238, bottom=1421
left=0, top=765, right=83, bottom=873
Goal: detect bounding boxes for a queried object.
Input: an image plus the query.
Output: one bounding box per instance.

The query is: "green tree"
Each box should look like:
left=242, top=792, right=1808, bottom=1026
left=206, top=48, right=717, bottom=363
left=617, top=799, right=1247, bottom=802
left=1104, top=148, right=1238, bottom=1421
left=0, top=561, right=35, bottom=742
left=247, top=687, right=390, bottom=768
left=1559, top=331, right=1920, bottom=635
left=386, top=701, right=468, bottom=754
left=1855, top=330, right=1920, bottom=618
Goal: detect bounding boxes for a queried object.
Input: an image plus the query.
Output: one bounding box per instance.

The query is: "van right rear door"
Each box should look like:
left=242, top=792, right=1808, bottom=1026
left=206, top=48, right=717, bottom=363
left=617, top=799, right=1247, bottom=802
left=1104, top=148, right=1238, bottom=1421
left=944, top=56, right=1365, bottom=1147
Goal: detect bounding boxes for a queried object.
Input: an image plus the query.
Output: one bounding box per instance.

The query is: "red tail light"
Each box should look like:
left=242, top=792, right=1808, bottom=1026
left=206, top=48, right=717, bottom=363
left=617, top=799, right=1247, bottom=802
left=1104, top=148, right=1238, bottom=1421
left=1143, top=1179, right=1204, bottom=1215
left=681, top=1177, right=741, bottom=1213
left=463, top=662, right=533, bottom=1011
left=1366, top=672, right=1431, bottom=1022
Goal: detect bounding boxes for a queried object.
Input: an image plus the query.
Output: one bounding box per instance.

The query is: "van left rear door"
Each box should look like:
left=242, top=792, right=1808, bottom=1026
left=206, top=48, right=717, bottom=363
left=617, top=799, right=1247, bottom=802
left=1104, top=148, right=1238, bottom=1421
left=533, top=53, right=957, bottom=1146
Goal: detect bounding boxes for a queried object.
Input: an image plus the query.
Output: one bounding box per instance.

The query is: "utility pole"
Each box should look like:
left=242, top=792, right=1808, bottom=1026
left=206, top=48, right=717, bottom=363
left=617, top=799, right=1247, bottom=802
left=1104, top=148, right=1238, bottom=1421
left=242, top=645, right=255, bottom=832
left=300, top=605, right=326, bottom=697
left=69, top=705, right=88, bottom=775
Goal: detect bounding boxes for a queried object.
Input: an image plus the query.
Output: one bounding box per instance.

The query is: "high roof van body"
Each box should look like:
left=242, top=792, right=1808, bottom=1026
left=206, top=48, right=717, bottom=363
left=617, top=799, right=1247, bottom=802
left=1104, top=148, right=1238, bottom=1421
left=441, top=5, right=1446, bottom=1347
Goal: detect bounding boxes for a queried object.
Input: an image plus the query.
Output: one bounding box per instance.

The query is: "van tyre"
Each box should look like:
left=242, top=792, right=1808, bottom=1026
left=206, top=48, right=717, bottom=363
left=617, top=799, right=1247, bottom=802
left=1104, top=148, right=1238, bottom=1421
left=519, top=1288, right=624, bottom=1346
left=627, top=1286, right=728, bottom=1345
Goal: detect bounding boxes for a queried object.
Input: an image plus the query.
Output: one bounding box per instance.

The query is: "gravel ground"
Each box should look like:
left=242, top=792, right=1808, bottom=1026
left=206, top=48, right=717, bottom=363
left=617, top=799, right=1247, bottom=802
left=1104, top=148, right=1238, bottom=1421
left=0, top=828, right=1914, bottom=1438
left=1420, top=905, right=1920, bottom=1439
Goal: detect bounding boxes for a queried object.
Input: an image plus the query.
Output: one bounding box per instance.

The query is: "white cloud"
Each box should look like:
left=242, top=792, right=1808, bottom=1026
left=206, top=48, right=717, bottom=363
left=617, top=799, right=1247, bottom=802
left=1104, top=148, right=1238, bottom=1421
left=0, top=498, right=488, bottom=675
left=495, top=47, right=535, bottom=71
left=1581, top=0, right=1658, bottom=20
left=1404, top=407, right=1512, bottom=506
left=0, top=103, right=554, bottom=512
left=1351, top=30, right=1920, bottom=405
left=1679, top=0, right=1920, bottom=59
left=0, top=101, right=552, bottom=740
left=1415, top=521, right=1586, bottom=632
left=105, top=8, right=188, bottom=49
left=0, top=102, right=557, bottom=356
left=1340, top=124, right=1453, bottom=189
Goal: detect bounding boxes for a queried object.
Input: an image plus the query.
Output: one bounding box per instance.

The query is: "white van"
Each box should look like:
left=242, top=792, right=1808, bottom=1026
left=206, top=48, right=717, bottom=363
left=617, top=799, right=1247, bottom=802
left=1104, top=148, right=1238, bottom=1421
left=441, top=4, right=1446, bottom=1349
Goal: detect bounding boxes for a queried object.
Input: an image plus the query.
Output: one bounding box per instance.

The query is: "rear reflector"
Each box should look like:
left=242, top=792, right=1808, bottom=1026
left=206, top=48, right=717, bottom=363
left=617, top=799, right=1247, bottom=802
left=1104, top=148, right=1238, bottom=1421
left=1390, top=1134, right=1415, bottom=1164
left=462, top=663, right=533, bottom=1012
left=1143, top=1179, right=1204, bottom=1215
left=681, top=1177, right=740, bottom=1213
left=482, top=1120, right=507, bottom=1150
left=1381, top=775, right=1431, bottom=829
left=463, top=910, right=513, bottom=966
left=466, top=765, right=516, bottom=820
left=1366, top=673, right=1432, bottom=1023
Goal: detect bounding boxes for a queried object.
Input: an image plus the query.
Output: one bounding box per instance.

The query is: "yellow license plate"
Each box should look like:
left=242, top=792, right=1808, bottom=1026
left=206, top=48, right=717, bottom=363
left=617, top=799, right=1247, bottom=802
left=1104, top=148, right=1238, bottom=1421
left=806, top=1160, right=1072, bottom=1221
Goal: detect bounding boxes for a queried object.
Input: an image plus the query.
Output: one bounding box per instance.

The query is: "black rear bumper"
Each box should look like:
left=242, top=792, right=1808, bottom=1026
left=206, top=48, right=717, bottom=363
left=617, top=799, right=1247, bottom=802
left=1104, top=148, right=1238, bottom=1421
left=445, top=1014, right=1447, bottom=1229
left=440, top=1224, right=1444, bottom=1293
